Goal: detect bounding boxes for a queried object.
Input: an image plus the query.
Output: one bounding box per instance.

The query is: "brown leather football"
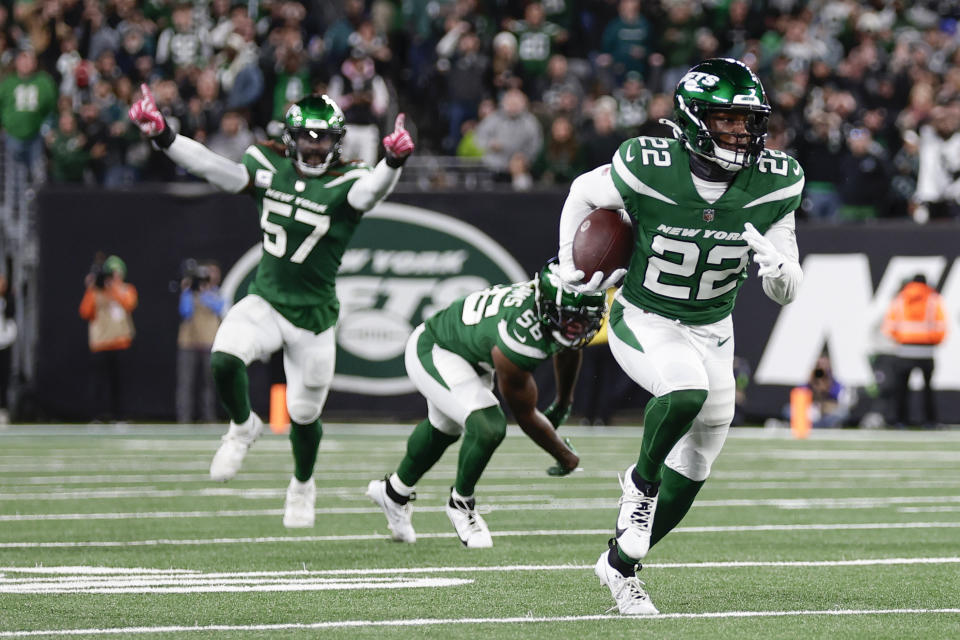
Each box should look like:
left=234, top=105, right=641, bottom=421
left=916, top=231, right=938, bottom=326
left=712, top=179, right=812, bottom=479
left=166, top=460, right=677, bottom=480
left=571, top=208, right=634, bottom=278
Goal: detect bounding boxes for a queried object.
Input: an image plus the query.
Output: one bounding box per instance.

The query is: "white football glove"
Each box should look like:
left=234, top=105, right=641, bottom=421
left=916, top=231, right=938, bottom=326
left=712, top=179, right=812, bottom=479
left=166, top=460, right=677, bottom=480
left=557, top=241, right=585, bottom=285
left=742, top=222, right=784, bottom=278
left=557, top=242, right=626, bottom=293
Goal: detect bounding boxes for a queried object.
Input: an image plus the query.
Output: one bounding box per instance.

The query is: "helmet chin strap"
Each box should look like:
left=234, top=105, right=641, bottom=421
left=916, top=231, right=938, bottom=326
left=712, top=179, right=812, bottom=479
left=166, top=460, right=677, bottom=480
left=689, top=150, right=738, bottom=182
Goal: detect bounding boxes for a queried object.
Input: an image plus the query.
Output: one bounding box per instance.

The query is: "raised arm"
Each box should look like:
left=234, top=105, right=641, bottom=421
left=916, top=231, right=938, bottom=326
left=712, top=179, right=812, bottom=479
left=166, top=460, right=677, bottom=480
left=346, top=113, right=415, bottom=212
left=492, top=346, right=579, bottom=472
left=129, top=84, right=250, bottom=193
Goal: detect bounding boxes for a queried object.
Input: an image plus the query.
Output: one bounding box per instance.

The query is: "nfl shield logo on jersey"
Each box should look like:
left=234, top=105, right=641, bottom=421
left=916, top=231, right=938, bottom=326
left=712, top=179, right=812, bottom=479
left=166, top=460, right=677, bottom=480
left=702, top=209, right=715, bottom=222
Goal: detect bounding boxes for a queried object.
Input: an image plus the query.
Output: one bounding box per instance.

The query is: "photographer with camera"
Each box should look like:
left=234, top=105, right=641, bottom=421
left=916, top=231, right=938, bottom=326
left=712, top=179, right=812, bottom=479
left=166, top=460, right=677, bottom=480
left=177, top=259, right=224, bottom=423
left=805, top=355, right=853, bottom=429
left=78, top=253, right=138, bottom=422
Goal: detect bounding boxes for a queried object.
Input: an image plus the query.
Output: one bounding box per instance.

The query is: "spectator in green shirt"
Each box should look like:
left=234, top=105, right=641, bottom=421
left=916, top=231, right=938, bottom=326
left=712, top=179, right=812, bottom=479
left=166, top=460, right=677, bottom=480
left=46, top=111, right=99, bottom=184
left=0, top=49, right=58, bottom=187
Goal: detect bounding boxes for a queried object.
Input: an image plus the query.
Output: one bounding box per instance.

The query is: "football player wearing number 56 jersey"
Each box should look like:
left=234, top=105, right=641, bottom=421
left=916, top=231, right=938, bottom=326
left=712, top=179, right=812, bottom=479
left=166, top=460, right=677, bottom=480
left=366, top=260, right=606, bottom=548
left=556, top=58, right=804, bottom=614
left=129, top=88, right=414, bottom=529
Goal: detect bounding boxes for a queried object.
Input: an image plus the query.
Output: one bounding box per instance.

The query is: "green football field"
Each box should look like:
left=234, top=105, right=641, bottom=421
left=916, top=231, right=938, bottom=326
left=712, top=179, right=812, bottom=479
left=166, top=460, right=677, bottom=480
left=1, top=424, right=959, bottom=639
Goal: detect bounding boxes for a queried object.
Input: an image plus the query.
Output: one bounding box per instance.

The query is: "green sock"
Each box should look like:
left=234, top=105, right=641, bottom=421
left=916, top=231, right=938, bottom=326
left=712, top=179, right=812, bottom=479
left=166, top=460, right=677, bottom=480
left=289, top=420, right=322, bottom=482
left=649, top=466, right=705, bottom=549
left=210, top=351, right=250, bottom=424
left=455, top=405, right=506, bottom=497
left=636, top=389, right=707, bottom=483
left=396, top=419, right=459, bottom=487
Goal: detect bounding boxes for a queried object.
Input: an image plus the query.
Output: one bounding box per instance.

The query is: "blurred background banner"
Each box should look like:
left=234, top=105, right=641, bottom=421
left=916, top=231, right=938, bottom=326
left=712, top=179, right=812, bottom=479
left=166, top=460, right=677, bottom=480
left=35, top=186, right=960, bottom=422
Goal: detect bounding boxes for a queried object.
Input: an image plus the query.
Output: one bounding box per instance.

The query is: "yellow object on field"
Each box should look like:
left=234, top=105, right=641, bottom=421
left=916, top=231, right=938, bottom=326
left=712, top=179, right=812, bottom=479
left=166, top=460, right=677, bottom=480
left=790, top=386, right=812, bottom=439
left=269, top=383, right=290, bottom=434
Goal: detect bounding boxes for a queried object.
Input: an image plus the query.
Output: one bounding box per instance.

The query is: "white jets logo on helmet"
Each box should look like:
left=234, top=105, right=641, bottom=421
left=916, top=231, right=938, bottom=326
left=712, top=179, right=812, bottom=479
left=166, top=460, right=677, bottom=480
left=680, top=72, right=720, bottom=93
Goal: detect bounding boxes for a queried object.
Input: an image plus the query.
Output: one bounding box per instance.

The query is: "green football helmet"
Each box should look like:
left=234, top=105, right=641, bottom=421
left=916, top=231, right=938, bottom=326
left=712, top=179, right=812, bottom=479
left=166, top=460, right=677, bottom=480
left=535, top=259, right=607, bottom=349
left=673, top=58, right=771, bottom=171
left=282, top=95, right=346, bottom=176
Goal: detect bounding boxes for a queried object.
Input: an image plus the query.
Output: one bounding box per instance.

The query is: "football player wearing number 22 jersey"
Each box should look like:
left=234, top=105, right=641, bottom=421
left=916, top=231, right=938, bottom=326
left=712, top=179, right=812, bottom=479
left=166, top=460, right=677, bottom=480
left=129, top=87, right=414, bottom=529
left=557, top=59, right=805, bottom=614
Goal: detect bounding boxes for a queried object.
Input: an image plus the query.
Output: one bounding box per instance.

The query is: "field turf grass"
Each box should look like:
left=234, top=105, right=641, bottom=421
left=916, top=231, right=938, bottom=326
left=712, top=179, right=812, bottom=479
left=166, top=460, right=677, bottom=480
left=1, top=424, right=959, bottom=639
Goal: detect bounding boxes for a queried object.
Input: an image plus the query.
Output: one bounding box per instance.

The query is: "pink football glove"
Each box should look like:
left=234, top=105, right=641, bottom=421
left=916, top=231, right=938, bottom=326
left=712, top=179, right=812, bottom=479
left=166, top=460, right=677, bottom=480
left=382, top=113, right=414, bottom=167
left=128, top=83, right=166, bottom=137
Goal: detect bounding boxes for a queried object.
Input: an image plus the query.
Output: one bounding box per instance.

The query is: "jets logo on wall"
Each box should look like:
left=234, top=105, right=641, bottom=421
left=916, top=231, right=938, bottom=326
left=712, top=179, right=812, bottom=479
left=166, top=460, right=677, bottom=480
left=220, top=203, right=527, bottom=395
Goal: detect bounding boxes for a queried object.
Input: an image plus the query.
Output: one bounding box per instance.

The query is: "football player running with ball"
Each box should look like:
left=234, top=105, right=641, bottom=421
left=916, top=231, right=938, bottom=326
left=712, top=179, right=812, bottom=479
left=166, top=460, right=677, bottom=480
left=367, top=260, right=605, bottom=548
left=556, top=59, right=804, bottom=613
left=129, top=87, right=414, bottom=528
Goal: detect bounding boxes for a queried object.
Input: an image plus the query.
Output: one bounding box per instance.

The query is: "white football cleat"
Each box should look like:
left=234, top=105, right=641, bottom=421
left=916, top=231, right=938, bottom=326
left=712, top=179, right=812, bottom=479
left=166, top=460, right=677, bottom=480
left=614, top=464, right=658, bottom=559
left=283, top=476, right=316, bottom=528
left=594, top=551, right=659, bottom=615
left=366, top=477, right=416, bottom=543
left=446, top=490, right=492, bottom=548
left=209, top=413, right=264, bottom=482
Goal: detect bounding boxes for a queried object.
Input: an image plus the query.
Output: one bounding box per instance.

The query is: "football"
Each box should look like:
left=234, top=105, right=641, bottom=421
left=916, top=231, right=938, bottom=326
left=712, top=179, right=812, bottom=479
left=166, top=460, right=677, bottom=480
left=571, top=208, right=634, bottom=279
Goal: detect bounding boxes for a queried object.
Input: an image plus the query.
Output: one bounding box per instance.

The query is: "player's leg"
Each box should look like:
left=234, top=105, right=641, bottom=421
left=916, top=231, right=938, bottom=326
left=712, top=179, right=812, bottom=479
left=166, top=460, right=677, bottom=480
left=372, top=325, right=500, bottom=547
left=650, top=340, right=735, bottom=548
left=208, top=295, right=282, bottom=481
left=595, top=301, right=709, bottom=615
left=367, top=325, right=463, bottom=542
left=607, top=302, right=708, bottom=562
left=278, top=322, right=336, bottom=528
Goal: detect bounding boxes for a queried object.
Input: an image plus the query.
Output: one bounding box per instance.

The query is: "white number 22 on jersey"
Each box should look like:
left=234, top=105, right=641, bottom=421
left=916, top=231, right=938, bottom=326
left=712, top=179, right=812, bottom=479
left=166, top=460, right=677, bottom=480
left=261, top=197, right=331, bottom=264
left=643, top=236, right=749, bottom=300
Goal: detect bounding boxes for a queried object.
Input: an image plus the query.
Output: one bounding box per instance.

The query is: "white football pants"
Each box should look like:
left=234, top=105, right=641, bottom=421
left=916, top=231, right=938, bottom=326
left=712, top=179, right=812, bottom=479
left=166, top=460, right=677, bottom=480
left=404, top=324, right=499, bottom=436
left=211, top=294, right=335, bottom=424
left=606, top=292, right=736, bottom=481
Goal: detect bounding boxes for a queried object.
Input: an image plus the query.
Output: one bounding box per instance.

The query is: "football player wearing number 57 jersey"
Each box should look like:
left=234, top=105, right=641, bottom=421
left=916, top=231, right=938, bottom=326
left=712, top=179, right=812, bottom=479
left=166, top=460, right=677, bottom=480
left=556, top=58, right=804, bottom=614
left=366, top=260, right=606, bottom=548
left=129, top=87, right=414, bottom=529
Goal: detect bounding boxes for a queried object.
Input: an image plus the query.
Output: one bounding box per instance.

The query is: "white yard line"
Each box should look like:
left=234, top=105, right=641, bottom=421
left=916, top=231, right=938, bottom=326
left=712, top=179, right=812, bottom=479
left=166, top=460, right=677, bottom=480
left=0, top=576, right=473, bottom=594
left=4, top=468, right=960, bottom=486
left=5, top=494, right=960, bottom=517
left=3, top=522, right=960, bottom=548
left=2, top=609, right=960, bottom=637
left=5, top=557, right=958, bottom=578
left=2, top=557, right=958, bottom=594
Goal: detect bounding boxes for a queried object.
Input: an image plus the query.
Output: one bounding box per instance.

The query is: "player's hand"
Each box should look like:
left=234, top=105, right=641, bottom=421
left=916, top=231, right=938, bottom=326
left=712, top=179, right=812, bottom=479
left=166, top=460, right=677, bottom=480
left=543, top=401, right=572, bottom=429
left=128, top=83, right=166, bottom=137
left=557, top=242, right=586, bottom=286
left=558, top=242, right=625, bottom=292
left=547, top=437, right=580, bottom=476
left=383, top=113, right=414, bottom=167
left=567, top=269, right=625, bottom=294
left=743, top=222, right=783, bottom=278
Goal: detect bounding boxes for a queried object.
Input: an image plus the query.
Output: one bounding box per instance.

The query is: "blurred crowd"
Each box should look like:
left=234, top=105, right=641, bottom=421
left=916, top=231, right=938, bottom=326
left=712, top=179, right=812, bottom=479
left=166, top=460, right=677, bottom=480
left=0, top=0, right=959, bottom=221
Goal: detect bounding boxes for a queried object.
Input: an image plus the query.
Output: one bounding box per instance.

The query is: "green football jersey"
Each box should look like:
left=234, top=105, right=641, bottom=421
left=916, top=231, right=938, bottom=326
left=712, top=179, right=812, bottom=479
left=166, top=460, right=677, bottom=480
left=241, top=143, right=371, bottom=333
left=610, top=137, right=804, bottom=324
left=425, top=280, right=562, bottom=372
left=512, top=21, right=563, bottom=76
